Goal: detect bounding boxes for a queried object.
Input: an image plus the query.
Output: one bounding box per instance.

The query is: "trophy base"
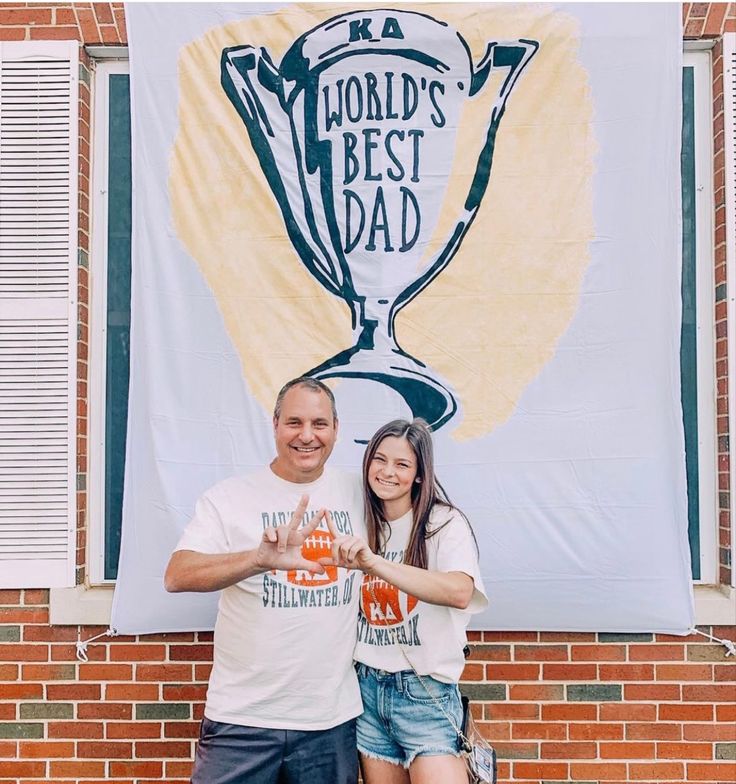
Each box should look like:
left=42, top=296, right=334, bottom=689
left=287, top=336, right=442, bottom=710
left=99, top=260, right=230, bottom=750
left=305, top=346, right=457, bottom=440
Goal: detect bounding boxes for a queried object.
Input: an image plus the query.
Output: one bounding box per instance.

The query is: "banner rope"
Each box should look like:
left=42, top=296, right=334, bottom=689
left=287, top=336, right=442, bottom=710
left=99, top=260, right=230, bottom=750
left=76, top=627, right=119, bottom=662
left=688, top=627, right=736, bottom=656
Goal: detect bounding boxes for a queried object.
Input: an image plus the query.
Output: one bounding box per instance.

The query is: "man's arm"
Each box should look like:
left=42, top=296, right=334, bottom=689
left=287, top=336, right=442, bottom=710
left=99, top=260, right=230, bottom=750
left=164, top=495, right=326, bottom=593
left=164, top=548, right=265, bottom=593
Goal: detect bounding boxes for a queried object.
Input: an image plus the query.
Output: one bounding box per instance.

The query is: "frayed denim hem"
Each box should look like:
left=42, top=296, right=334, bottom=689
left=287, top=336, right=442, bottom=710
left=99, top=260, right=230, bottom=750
left=357, top=744, right=405, bottom=768
left=358, top=743, right=463, bottom=770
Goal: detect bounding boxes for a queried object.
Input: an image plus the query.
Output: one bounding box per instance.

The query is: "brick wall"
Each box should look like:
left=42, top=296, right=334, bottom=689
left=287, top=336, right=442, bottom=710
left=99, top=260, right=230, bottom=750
left=0, top=3, right=735, bottom=783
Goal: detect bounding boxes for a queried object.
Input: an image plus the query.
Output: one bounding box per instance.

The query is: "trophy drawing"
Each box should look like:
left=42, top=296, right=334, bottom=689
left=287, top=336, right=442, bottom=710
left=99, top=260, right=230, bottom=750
left=222, top=9, right=537, bottom=430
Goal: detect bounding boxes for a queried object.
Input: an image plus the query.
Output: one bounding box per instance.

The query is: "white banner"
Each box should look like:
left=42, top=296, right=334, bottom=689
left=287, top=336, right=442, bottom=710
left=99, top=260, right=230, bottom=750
left=112, top=3, right=694, bottom=634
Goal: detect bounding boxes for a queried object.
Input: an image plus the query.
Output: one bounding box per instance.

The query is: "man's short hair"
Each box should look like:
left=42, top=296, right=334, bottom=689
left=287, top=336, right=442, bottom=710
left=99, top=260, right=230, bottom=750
left=273, top=377, right=338, bottom=422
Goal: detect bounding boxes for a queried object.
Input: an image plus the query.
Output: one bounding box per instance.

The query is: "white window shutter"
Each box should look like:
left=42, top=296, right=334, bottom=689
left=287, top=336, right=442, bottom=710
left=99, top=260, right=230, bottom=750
left=0, top=41, right=78, bottom=587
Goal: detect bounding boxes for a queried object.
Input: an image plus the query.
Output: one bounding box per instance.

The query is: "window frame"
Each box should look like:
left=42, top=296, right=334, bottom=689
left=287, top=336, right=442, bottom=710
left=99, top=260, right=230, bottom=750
left=88, top=56, right=130, bottom=585
left=683, top=45, right=718, bottom=585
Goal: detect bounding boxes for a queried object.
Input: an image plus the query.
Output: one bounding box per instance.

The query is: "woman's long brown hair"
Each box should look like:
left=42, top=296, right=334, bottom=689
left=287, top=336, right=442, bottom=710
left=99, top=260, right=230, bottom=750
left=362, top=418, right=475, bottom=569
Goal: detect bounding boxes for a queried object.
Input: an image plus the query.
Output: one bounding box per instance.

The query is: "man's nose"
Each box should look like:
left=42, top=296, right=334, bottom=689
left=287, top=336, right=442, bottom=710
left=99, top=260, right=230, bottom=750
left=298, top=425, right=314, bottom=442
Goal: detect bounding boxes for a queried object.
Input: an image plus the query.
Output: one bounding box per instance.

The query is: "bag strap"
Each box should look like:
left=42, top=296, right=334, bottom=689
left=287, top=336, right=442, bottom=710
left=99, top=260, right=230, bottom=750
left=366, top=578, right=472, bottom=751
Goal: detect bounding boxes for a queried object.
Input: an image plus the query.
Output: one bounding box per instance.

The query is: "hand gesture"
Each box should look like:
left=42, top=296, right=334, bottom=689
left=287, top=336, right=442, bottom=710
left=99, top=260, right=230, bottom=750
left=319, top=511, right=380, bottom=573
left=256, top=495, right=325, bottom=575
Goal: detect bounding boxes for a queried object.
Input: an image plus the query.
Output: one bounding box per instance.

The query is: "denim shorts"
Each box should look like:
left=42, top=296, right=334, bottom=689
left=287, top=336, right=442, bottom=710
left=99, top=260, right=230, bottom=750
left=355, top=663, right=463, bottom=768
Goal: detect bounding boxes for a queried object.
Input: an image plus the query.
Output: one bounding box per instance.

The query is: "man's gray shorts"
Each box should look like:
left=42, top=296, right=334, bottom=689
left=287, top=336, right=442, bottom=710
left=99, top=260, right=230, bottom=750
left=191, top=716, right=359, bottom=784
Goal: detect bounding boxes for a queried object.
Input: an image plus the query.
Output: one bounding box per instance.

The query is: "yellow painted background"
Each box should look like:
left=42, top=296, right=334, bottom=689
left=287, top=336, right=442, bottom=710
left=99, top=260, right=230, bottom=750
left=169, top=3, right=594, bottom=440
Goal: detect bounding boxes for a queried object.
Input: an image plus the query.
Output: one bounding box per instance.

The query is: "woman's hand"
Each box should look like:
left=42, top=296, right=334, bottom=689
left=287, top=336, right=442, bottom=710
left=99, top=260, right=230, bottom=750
left=320, top=512, right=380, bottom=573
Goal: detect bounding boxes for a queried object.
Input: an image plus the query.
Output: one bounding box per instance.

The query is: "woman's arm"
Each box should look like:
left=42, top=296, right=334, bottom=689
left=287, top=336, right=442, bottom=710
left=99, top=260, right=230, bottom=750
left=322, top=518, right=475, bottom=609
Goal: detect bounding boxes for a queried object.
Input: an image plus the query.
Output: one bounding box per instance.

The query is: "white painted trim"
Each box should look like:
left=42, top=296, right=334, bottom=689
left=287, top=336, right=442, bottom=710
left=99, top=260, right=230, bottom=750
left=85, top=46, right=129, bottom=60
left=684, top=51, right=718, bottom=584
left=88, top=59, right=130, bottom=585
left=723, top=33, right=736, bottom=588
left=50, top=584, right=114, bottom=625
left=693, top=583, right=736, bottom=625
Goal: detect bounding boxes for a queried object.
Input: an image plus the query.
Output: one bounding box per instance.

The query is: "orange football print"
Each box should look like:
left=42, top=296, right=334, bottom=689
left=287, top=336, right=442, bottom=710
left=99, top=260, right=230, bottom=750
left=286, top=527, right=338, bottom=587
left=360, top=575, right=418, bottom=627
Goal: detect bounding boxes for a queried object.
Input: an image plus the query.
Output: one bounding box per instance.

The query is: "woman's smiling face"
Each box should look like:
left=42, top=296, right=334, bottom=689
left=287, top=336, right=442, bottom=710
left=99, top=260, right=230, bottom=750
left=367, top=435, right=418, bottom=516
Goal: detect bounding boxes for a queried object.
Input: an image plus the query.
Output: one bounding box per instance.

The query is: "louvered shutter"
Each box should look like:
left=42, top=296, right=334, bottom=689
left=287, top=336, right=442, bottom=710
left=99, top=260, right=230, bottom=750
left=0, top=41, right=78, bottom=588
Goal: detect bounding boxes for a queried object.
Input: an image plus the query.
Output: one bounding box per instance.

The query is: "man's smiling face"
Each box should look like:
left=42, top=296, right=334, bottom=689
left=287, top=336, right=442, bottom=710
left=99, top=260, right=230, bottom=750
left=271, top=385, right=338, bottom=483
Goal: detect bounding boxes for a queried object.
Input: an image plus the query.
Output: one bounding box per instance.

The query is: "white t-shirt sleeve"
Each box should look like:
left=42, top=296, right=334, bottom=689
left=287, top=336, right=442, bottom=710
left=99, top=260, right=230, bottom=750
left=174, top=492, right=230, bottom=555
left=430, top=508, right=488, bottom=613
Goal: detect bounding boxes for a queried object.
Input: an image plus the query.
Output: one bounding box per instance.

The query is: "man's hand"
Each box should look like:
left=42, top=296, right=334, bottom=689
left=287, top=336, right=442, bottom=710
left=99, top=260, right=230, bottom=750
left=319, top=511, right=380, bottom=573
left=255, top=495, right=326, bottom=575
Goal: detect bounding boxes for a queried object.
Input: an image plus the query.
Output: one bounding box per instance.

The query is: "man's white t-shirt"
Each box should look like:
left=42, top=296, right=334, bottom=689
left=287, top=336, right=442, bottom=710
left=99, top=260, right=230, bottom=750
left=354, top=506, right=487, bottom=683
left=175, top=467, right=364, bottom=730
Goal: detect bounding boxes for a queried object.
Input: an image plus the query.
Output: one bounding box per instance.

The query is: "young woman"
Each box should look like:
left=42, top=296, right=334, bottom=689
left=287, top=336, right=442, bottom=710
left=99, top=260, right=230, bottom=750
left=324, top=419, right=487, bottom=784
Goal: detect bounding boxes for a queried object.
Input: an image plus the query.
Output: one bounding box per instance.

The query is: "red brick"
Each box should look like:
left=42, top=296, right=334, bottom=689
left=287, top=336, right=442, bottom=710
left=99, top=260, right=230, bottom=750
left=136, top=664, right=193, bottom=682
left=509, top=684, right=564, bottom=701
left=110, top=645, right=167, bottom=662
left=460, top=663, right=484, bottom=680
left=50, top=760, right=106, bottom=777
left=683, top=723, right=736, bottom=741
left=543, top=663, right=597, bottom=680
left=107, top=722, right=161, bottom=739
left=0, top=8, right=52, bottom=24
left=599, top=664, right=654, bottom=681
left=624, top=684, right=681, bottom=701
left=78, top=741, right=133, bottom=758
left=169, top=645, right=214, bottom=661
left=704, top=2, right=728, bottom=34
left=0, top=591, right=21, bottom=603
left=49, top=722, right=104, bottom=739
left=714, top=663, right=736, bottom=681
left=134, top=741, right=192, bottom=758
left=487, top=703, right=539, bottom=720
left=683, top=683, right=736, bottom=701
left=164, top=721, right=200, bottom=739
left=0, top=762, right=45, bottom=777
left=485, top=664, right=540, bottom=681
left=514, top=645, right=568, bottom=661
left=0, top=664, right=17, bottom=679
left=541, top=741, right=596, bottom=759
left=77, top=702, right=132, bottom=720
left=716, top=703, right=736, bottom=721
left=94, top=3, right=115, bottom=24
left=629, top=762, right=685, bottom=779
left=107, top=683, right=160, bottom=700
left=541, top=703, right=596, bottom=721
left=627, top=723, right=682, bottom=740
left=18, top=741, right=75, bottom=758
left=109, top=760, right=164, bottom=777
left=600, top=703, right=657, bottom=721
left=483, top=632, right=538, bottom=642
left=47, top=683, right=101, bottom=701
left=78, top=663, right=133, bottom=681
left=166, top=760, right=194, bottom=778
left=0, top=644, right=48, bottom=662
left=656, top=664, right=713, bottom=681
left=29, top=25, right=82, bottom=40
left=23, top=626, right=78, bottom=643
left=512, top=761, right=569, bottom=779
left=570, top=762, right=627, bottom=780
left=658, top=703, right=714, bottom=721
left=600, top=741, right=656, bottom=759
left=569, top=723, right=623, bottom=740
left=0, top=684, right=43, bottom=699
left=467, top=645, right=511, bottom=661
left=512, top=722, right=566, bottom=740
left=657, top=742, right=713, bottom=760
left=571, top=645, right=625, bottom=661
left=687, top=762, right=736, bottom=780
left=22, top=663, right=77, bottom=683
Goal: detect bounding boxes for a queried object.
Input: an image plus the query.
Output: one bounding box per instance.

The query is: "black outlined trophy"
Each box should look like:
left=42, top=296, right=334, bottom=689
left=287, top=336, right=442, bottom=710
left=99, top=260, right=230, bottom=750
left=222, top=9, right=537, bottom=431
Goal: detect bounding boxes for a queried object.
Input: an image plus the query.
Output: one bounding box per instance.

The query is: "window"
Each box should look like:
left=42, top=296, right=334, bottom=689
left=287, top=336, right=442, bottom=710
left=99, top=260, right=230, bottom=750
left=87, top=51, right=725, bottom=593
left=88, top=58, right=131, bottom=583
left=681, top=48, right=717, bottom=583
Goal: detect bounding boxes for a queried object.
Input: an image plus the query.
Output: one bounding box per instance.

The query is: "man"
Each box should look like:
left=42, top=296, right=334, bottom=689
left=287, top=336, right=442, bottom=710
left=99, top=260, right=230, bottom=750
left=165, top=377, right=364, bottom=784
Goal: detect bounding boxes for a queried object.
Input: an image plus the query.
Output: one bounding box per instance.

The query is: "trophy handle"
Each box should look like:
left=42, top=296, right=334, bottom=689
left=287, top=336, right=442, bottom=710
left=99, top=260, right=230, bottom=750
left=389, top=39, right=539, bottom=328
left=221, top=46, right=345, bottom=297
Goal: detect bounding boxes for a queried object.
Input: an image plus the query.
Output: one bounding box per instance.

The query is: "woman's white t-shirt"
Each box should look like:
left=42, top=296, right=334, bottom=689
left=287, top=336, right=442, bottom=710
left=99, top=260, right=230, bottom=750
left=353, top=505, right=488, bottom=683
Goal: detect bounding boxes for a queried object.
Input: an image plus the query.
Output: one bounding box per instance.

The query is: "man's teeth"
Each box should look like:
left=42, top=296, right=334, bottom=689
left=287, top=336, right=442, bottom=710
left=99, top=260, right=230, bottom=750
left=294, top=446, right=318, bottom=452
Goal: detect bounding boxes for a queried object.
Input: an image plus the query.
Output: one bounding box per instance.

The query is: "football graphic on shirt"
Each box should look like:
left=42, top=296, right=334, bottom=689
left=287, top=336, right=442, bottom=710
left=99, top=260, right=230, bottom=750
left=286, top=527, right=338, bottom=586
left=360, top=575, right=418, bottom=627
